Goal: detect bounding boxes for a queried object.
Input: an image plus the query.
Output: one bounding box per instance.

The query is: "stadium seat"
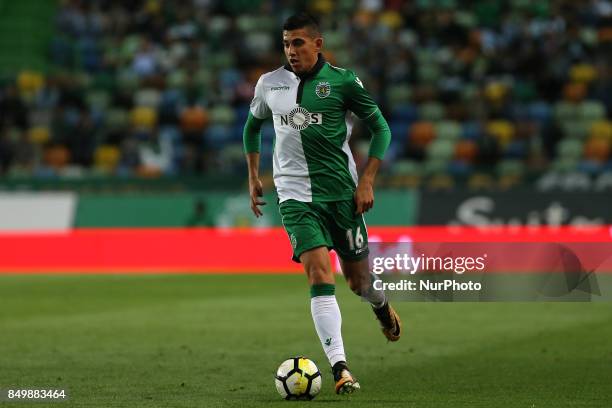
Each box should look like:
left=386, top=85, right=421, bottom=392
left=461, top=122, right=483, bottom=141
left=577, top=159, right=604, bottom=174
left=206, top=125, right=232, bottom=145
left=424, top=158, right=449, bottom=175
left=388, top=86, right=412, bottom=106
left=454, top=140, right=478, bottom=163
left=418, top=62, right=442, bottom=84
left=419, top=102, right=445, bottom=122
left=191, top=69, right=211, bottom=91
left=43, top=144, right=70, bottom=169
left=160, top=89, right=184, bottom=108
left=554, top=101, right=580, bottom=121
left=209, top=105, right=236, bottom=126
left=130, top=106, right=157, bottom=129
left=134, top=88, right=161, bottom=109
left=511, top=104, right=530, bottom=121
left=581, top=27, right=598, bottom=46
left=322, top=30, right=345, bottom=49
left=219, top=68, right=242, bottom=89
left=580, top=101, right=606, bottom=121
left=219, top=143, right=246, bottom=171
left=91, top=72, right=115, bottom=92
left=468, top=173, right=495, bottom=190
left=426, top=139, right=456, bottom=161
left=180, top=106, right=209, bottom=133
left=560, top=120, right=589, bottom=139
left=497, top=159, right=525, bottom=176
left=584, top=137, right=610, bottom=163
left=427, top=174, right=455, bottom=190
left=380, top=10, right=404, bottom=30
left=551, top=157, right=579, bottom=172
left=236, top=15, right=259, bottom=32
left=17, top=70, right=44, bottom=95
left=514, top=80, right=537, bottom=103
left=28, top=109, right=51, bottom=127
left=409, top=121, right=435, bottom=148
left=448, top=159, right=473, bottom=176
left=94, top=145, right=120, bottom=172
left=590, top=121, right=612, bottom=141
left=557, top=138, right=584, bottom=161
left=563, top=82, right=587, bottom=103
left=234, top=104, right=251, bottom=125
left=50, top=35, right=75, bottom=67
left=105, top=108, right=129, bottom=130
left=85, top=90, right=111, bottom=111
left=503, top=140, right=528, bottom=159
left=461, top=83, right=479, bottom=101
left=570, top=63, right=597, bottom=83
left=28, top=126, right=50, bottom=144
left=486, top=120, right=515, bottom=147
left=116, top=70, right=140, bottom=92
left=389, top=120, right=410, bottom=144
left=435, top=121, right=461, bottom=140
left=391, top=159, right=422, bottom=176
left=159, top=126, right=182, bottom=146
left=167, top=69, right=187, bottom=89
left=209, top=52, right=234, bottom=70
left=528, top=101, right=552, bottom=124
left=391, top=103, right=418, bottom=122
left=484, top=82, right=508, bottom=103
left=328, top=49, right=350, bottom=67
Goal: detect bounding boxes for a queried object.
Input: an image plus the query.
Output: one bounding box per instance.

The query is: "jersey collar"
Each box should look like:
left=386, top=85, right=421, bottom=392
left=284, top=53, right=326, bottom=80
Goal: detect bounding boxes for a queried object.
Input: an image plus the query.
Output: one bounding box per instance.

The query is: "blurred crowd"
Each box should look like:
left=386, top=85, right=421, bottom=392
left=0, top=0, right=611, bottom=186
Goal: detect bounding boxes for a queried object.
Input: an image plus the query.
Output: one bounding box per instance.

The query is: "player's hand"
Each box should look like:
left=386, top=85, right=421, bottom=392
left=354, top=180, right=374, bottom=215
left=249, top=177, right=266, bottom=217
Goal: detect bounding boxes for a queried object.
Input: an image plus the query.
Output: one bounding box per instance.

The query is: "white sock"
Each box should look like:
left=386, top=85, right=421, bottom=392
left=363, top=273, right=387, bottom=309
left=311, top=295, right=346, bottom=366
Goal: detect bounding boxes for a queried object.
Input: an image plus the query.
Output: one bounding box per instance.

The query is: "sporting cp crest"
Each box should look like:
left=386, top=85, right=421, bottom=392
left=290, top=234, right=297, bottom=249
left=315, top=81, right=331, bottom=98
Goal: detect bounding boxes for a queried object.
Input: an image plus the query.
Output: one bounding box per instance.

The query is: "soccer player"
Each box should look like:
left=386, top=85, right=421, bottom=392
left=243, top=12, right=401, bottom=395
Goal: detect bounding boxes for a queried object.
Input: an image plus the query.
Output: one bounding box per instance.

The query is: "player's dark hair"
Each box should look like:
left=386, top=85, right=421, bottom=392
left=282, top=12, right=320, bottom=37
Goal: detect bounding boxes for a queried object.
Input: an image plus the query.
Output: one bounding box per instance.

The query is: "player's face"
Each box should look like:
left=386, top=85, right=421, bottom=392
left=283, top=28, right=322, bottom=74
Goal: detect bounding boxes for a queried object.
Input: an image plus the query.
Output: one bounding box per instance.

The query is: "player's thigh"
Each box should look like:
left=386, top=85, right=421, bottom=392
left=327, top=200, right=369, bottom=262
left=279, top=199, right=333, bottom=263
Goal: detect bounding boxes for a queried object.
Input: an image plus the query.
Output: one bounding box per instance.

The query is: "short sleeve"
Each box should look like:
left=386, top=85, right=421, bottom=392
left=250, top=77, right=271, bottom=119
left=344, top=71, right=379, bottom=120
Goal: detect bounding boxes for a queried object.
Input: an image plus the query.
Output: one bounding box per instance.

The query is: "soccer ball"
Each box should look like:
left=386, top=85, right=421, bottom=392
left=275, top=357, right=322, bottom=400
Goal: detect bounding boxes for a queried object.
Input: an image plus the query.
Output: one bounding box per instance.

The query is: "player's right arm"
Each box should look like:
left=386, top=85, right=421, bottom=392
left=243, top=76, right=271, bottom=217
left=245, top=149, right=265, bottom=217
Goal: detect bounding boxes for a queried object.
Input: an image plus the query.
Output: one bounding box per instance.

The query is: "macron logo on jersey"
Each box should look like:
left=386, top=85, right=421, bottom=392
left=280, top=107, right=323, bottom=131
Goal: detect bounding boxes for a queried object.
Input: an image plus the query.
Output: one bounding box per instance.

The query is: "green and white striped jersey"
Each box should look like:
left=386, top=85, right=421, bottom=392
left=249, top=56, right=381, bottom=203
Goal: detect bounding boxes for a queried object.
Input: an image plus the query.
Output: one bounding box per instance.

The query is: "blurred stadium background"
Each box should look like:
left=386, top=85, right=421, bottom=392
left=1, top=0, right=611, bottom=238
left=1, top=1, right=612, bottom=406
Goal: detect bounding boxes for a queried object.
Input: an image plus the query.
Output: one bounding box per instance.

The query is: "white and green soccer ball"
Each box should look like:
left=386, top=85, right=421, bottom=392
left=275, top=357, right=322, bottom=400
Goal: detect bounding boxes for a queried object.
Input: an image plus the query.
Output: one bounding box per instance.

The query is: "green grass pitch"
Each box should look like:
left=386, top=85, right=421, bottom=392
left=0, top=274, right=611, bottom=407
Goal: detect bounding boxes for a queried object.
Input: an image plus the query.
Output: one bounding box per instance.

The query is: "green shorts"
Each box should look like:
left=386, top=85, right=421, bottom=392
left=279, top=199, right=369, bottom=263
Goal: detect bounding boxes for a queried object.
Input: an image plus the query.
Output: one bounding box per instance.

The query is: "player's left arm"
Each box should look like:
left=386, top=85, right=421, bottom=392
left=344, top=72, right=391, bottom=215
